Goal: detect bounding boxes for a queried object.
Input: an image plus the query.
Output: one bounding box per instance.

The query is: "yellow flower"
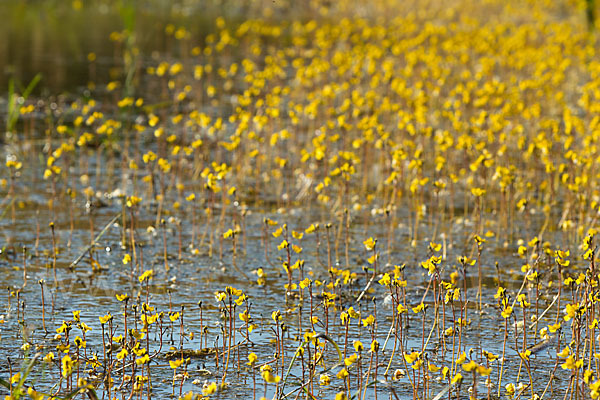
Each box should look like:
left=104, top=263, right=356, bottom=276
left=43, top=352, right=55, bottom=362
left=361, top=314, right=375, bottom=326
left=272, top=310, right=282, bottom=322
left=428, top=363, right=441, bottom=372
left=136, top=354, right=150, bottom=365
left=319, top=374, right=331, bottom=386
left=74, top=336, right=86, bottom=349
left=517, top=293, right=530, bottom=308
left=336, top=368, right=349, bottom=379
left=347, top=307, right=360, bottom=319
left=462, top=360, right=478, bottom=372
left=564, top=303, right=579, bottom=321
left=305, top=223, right=319, bottom=233
left=363, top=237, right=377, bottom=251
left=429, top=241, right=442, bottom=252
left=10, top=372, right=21, bottom=384
left=344, top=354, right=358, bottom=366
left=470, top=187, right=486, bottom=197
left=99, top=313, right=112, bottom=324
left=451, top=372, right=463, bottom=384
left=404, top=351, right=420, bottom=364
left=116, top=293, right=129, bottom=302
left=300, top=278, right=312, bottom=289
left=378, top=273, right=391, bottom=286
left=458, top=256, right=476, bottom=266
left=367, top=253, right=378, bottom=264
left=483, top=350, right=499, bottom=362
left=138, top=269, right=154, bottom=283
left=353, top=340, right=363, bottom=352
left=412, top=303, right=426, bottom=313
left=561, top=355, right=582, bottom=370
left=557, top=346, right=570, bottom=358
left=477, top=365, right=492, bottom=376
left=61, top=355, right=73, bottom=378
left=519, top=350, right=531, bottom=361
left=117, top=348, right=128, bottom=360
left=494, top=286, right=506, bottom=299
left=215, top=291, right=227, bottom=302
left=126, top=196, right=142, bottom=207
left=370, top=340, right=380, bottom=353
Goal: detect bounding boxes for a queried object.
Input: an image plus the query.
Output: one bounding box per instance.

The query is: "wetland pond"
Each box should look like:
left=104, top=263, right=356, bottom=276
left=0, top=0, right=599, bottom=399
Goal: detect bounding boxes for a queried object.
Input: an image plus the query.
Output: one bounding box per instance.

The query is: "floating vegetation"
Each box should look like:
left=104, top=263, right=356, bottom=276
left=2, top=0, right=600, bottom=399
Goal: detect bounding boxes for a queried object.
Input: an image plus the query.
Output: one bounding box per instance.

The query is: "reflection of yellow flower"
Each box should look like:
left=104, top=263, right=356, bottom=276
left=319, top=374, right=330, bottom=386
left=260, top=365, right=281, bottom=383
left=335, top=392, right=348, bottom=400
left=506, top=383, right=515, bottom=396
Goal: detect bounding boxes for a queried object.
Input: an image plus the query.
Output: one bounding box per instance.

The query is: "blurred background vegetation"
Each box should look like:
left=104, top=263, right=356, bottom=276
left=0, top=0, right=597, bottom=95
left=0, top=0, right=385, bottom=94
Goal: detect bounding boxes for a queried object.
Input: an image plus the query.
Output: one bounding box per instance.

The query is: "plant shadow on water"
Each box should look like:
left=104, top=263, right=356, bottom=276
left=0, top=0, right=599, bottom=399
